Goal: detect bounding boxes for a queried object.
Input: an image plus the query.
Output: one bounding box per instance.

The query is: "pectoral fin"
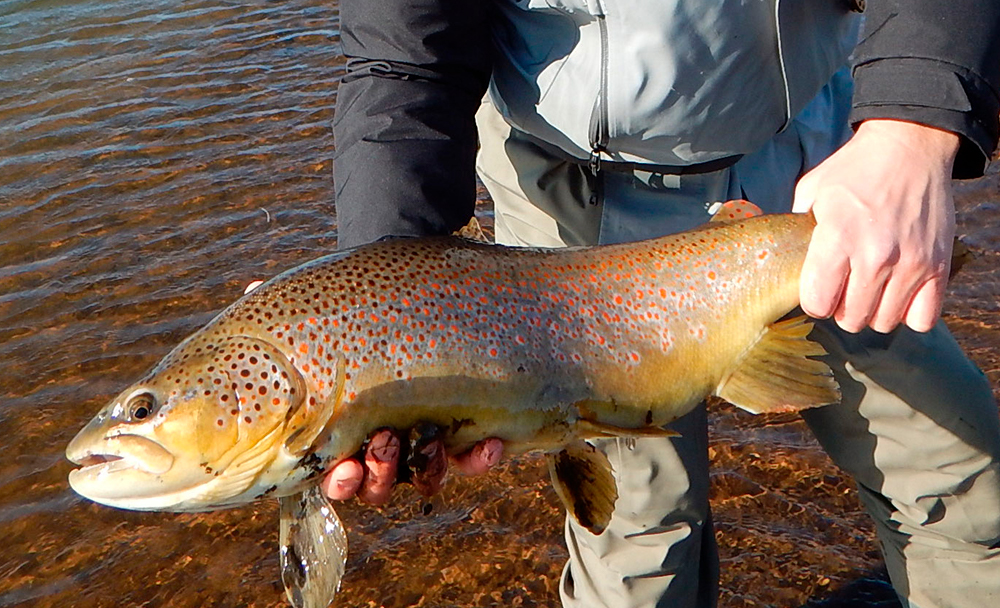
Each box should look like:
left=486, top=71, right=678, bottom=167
left=547, top=440, right=618, bottom=535
left=279, top=486, right=349, bottom=608
left=716, top=314, right=840, bottom=414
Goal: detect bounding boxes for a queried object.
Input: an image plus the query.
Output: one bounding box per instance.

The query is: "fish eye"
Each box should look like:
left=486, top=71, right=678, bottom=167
left=125, top=392, right=157, bottom=422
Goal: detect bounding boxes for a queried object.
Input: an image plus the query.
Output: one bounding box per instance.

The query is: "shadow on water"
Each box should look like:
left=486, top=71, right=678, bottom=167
left=1, top=0, right=999, bottom=606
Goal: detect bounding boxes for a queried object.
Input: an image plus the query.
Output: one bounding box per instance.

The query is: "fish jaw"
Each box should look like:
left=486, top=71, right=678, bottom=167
left=66, top=433, right=184, bottom=508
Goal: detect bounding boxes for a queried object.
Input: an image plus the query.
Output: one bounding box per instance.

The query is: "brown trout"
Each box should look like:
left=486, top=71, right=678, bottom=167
left=66, top=203, right=839, bottom=608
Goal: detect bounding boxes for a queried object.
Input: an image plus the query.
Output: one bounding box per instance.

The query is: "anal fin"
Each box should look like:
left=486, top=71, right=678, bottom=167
left=279, top=486, right=349, bottom=608
left=716, top=314, right=840, bottom=414
left=546, top=440, right=618, bottom=535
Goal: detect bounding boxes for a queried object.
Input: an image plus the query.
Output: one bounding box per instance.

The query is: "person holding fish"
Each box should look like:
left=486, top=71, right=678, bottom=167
left=323, top=1, right=1000, bottom=607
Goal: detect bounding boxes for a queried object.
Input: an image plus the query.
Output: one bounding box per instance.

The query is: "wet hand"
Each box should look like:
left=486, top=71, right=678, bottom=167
left=320, top=429, right=504, bottom=505
left=792, top=119, right=960, bottom=334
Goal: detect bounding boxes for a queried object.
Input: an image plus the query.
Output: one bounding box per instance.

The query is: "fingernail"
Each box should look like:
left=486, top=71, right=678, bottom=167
left=372, top=436, right=399, bottom=463
left=485, top=446, right=501, bottom=466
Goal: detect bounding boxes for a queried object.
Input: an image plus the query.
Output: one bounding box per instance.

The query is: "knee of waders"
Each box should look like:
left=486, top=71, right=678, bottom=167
left=888, top=459, right=1000, bottom=553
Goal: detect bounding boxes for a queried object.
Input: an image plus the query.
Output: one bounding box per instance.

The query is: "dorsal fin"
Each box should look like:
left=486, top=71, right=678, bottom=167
left=708, top=199, right=764, bottom=222
left=453, top=216, right=490, bottom=243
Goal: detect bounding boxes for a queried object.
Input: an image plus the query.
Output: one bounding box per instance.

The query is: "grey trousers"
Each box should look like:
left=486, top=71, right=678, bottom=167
left=475, top=77, right=1000, bottom=608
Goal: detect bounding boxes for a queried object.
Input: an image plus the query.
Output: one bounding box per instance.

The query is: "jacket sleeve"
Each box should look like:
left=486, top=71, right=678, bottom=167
left=332, top=0, right=493, bottom=249
left=850, top=0, right=1000, bottom=178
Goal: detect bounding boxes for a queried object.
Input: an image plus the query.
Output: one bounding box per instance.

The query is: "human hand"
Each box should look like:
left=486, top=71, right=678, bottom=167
left=320, top=429, right=504, bottom=504
left=792, top=119, right=960, bottom=334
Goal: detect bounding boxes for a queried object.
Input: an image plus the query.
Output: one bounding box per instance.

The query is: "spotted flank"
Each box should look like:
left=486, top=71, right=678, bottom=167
left=67, top=203, right=839, bottom=608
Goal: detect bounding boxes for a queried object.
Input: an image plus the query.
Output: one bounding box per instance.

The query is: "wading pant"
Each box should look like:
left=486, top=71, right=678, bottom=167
left=475, top=71, right=1000, bottom=608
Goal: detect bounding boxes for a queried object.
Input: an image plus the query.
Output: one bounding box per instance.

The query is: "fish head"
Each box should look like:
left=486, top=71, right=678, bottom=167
left=67, top=334, right=307, bottom=511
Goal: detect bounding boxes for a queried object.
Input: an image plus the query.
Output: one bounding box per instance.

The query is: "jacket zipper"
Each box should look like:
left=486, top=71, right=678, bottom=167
left=588, top=11, right=609, bottom=206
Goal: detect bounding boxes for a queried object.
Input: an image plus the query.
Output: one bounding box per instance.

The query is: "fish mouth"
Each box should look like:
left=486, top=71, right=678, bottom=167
left=75, top=454, right=125, bottom=467
left=67, top=434, right=175, bottom=476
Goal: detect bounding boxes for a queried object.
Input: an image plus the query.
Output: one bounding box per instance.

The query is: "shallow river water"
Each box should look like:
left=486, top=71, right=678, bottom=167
left=1, top=1, right=999, bottom=607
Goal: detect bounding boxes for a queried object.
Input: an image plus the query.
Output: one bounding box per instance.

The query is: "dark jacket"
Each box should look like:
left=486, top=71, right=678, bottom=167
left=332, top=0, right=1000, bottom=248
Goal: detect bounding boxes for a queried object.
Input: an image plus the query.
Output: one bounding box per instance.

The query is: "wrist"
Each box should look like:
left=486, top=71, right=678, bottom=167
left=854, top=119, right=960, bottom=172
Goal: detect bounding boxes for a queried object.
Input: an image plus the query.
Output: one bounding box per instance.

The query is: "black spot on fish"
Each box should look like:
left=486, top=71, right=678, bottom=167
left=449, top=417, right=475, bottom=436
left=296, top=452, right=325, bottom=478
left=255, top=484, right=279, bottom=499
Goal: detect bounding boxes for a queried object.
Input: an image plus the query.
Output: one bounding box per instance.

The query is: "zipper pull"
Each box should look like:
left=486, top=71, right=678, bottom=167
left=588, top=147, right=602, bottom=206
left=588, top=148, right=601, bottom=177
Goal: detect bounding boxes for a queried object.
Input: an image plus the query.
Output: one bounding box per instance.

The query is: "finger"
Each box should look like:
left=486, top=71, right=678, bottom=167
left=410, top=438, right=448, bottom=497
left=904, top=277, right=946, bottom=332
left=357, top=429, right=400, bottom=506
left=833, top=269, right=888, bottom=334
left=321, top=458, right=364, bottom=501
left=799, top=242, right=849, bottom=321
left=833, top=249, right=897, bottom=333
left=868, top=271, right=922, bottom=334
left=452, top=438, right=504, bottom=476
left=868, top=277, right=914, bottom=334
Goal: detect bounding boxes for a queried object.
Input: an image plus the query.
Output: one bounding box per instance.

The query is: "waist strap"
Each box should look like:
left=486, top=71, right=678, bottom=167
left=522, top=130, right=743, bottom=176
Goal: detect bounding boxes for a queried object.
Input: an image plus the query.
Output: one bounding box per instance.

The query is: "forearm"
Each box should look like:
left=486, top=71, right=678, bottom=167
left=851, top=0, right=1000, bottom=177
left=332, top=0, right=492, bottom=249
